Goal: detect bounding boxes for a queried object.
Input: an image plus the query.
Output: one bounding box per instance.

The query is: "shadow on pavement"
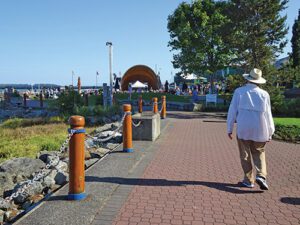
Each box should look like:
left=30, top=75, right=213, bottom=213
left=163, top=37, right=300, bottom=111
left=86, top=176, right=263, bottom=194
left=280, top=197, right=300, bottom=205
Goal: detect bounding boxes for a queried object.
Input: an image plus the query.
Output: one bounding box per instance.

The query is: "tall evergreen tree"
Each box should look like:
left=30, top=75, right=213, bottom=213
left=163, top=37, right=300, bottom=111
left=291, top=9, right=300, bottom=67
left=229, top=0, right=289, bottom=70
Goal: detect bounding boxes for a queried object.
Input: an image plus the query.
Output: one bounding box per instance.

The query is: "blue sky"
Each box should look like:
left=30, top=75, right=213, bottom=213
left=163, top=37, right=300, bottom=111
left=0, top=0, right=299, bottom=86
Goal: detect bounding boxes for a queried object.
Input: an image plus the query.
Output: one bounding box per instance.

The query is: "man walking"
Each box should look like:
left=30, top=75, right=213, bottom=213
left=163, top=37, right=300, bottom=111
left=227, top=68, right=275, bottom=190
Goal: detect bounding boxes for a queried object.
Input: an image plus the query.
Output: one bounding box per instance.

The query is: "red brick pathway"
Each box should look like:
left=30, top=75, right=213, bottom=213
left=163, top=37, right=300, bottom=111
left=113, top=118, right=300, bottom=225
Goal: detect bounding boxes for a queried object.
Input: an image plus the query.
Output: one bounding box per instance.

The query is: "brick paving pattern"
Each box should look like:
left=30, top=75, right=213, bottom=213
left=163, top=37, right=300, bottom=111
left=112, top=117, right=300, bottom=225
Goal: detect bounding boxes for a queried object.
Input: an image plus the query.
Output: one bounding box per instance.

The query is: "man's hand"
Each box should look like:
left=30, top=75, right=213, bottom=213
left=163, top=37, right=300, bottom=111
left=228, top=133, right=233, bottom=140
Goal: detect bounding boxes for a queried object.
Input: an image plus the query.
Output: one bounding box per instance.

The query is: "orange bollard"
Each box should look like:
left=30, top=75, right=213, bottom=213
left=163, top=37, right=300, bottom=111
left=153, top=97, right=158, bottom=113
left=138, top=95, right=143, bottom=113
left=123, top=104, right=133, bottom=152
left=68, top=116, right=86, bottom=200
left=161, top=95, right=167, bottom=119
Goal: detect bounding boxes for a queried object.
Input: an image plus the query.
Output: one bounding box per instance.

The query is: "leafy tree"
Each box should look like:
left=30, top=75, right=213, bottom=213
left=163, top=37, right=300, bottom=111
left=167, top=0, right=233, bottom=81
left=291, top=9, right=300, bottom=67
left=228, top=0, right=288, bottom=70
left=226, top=74, right=246, bottom=93
left=261, top=65, right=285, bottom=114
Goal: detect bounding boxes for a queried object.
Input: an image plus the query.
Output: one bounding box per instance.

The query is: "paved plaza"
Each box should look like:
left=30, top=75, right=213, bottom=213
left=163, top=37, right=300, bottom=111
left=16, top=112, right=300, bottom=225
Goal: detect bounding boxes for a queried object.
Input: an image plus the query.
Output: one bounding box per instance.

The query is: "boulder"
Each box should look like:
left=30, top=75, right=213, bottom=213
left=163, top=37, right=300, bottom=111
left=104, top=143, right=119, bottom=150
left=28, top=194, right=44, bottom=203
left=94, top=123, right=114, bottom=133
left=0, top=158, right=45, bottom=180
left=54, top=161, right=68, bottom=172
left=94, top=131, right=122, bottom=144
left=85, top=150, right=92, bottom=160
left=98, top=130, right=122, bottom=138
left=46, top=155, right=60, bottom=165
left=0, top=172, right=14, bottom=197
left=21, top=201, right=32, bottom=210
left=0, top=197, right=14, bottom=210
left=54, top=171, right=68, bottom=185
left=42, top=170, right=57, bottom=188
left=4, top=208, right=19, bottom=222
left=37, top=151, right=57, bottom=164
left=0, top=209, right=4, bottom=223
left=12, top=181, right=43, bottom=204
left=85, top=139, right=96, bottom=149
left=90, top=148, right=110, bottom=157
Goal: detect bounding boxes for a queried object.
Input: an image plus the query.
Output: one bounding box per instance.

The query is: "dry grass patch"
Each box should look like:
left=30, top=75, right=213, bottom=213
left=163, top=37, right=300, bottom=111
left=0, top=122, right=97, bottom=163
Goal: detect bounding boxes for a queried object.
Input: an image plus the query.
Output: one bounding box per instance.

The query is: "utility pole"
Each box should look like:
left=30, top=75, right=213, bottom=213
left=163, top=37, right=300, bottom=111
left=106, top=42, right=113, bottom=106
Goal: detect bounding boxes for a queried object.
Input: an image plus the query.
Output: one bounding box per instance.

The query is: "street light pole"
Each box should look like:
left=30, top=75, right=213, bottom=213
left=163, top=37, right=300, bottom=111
left=96, top=71, right=99, bottom=90
left=106, top=42, right=113, bottom=106
left=72, top=71, right=74, bottom=87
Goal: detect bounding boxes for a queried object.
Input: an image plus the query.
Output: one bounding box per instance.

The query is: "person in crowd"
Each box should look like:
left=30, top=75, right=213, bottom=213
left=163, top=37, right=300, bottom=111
left=227, top=68, right=275, bottom=190
left=182, top=82, right=188, bottom=93
left=192, top=87, right=198, bottom=102
left=165, top=80, right=169, bottom=93
left=215, top=83, right=220, bottom=94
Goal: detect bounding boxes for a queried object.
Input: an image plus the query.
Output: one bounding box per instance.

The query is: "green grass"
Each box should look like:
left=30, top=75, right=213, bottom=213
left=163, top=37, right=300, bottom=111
left=273, top=117, right=300, bottom=143
left=0, top=123, right=69, bottom=163
left=274, top=117, right=300, bottom=127
left=0, top=121, right=96, bottom=163
left=1, top=117, right=64, bottom=129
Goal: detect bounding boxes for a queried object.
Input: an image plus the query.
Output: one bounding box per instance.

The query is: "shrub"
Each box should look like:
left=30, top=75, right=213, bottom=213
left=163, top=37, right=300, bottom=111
left=1, top=118, right=24, bottom=129
left=48, top=116, right=64, bottom=123
left=277, top=98, right=300, bottom=117
left=56, top=90, right=84, bottom=114
left=93, top=104, right=121, bottom=117
left=274, top=124, right=300, bottom=143
left=73, top=106, right=93, bottom=117
left=93, top=105, right=106, bottom=117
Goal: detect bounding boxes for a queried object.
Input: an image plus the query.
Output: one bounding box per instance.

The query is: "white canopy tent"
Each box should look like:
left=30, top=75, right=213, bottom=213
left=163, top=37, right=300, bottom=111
left=131, top=80, right=148, bottom=88
left=182, top=73, right=197, bottom=80
left=181, top=73, right=207, bottom=81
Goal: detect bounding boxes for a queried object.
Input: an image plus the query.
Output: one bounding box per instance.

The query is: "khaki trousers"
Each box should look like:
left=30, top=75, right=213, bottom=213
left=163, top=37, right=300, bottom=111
left=237, top=138, right=267, bottom=184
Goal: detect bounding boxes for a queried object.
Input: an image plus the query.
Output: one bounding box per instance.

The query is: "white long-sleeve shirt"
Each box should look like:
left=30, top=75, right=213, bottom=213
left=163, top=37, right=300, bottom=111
left=227, top=83, right=275, bottom=142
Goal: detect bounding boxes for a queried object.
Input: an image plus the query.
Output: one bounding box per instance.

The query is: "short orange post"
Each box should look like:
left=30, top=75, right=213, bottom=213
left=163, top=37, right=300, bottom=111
left=123, top=104, right=133, bottom=152
left=161, top=95, right=167, bottom=119
left=138, top=95, right=143, bottom=113
left=153, top=97, right=158, bottom=113
left=23, top=93, right=27, bottom=107
left=39, top=92, right=43, bottom=108
left=68, top=116, right=86, bottom=200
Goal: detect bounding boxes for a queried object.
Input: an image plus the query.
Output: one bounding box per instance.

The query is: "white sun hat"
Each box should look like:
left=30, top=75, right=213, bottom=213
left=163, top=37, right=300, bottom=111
left=242, top=68, right=266, bottom=84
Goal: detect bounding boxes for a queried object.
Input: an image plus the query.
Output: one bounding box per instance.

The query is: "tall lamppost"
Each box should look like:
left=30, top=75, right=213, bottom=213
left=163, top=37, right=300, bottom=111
left=106, top=42, right=113, bottom=106
left=72, top=71, right=75, bottom=88
left=96, top=71, right=99, bottom=90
